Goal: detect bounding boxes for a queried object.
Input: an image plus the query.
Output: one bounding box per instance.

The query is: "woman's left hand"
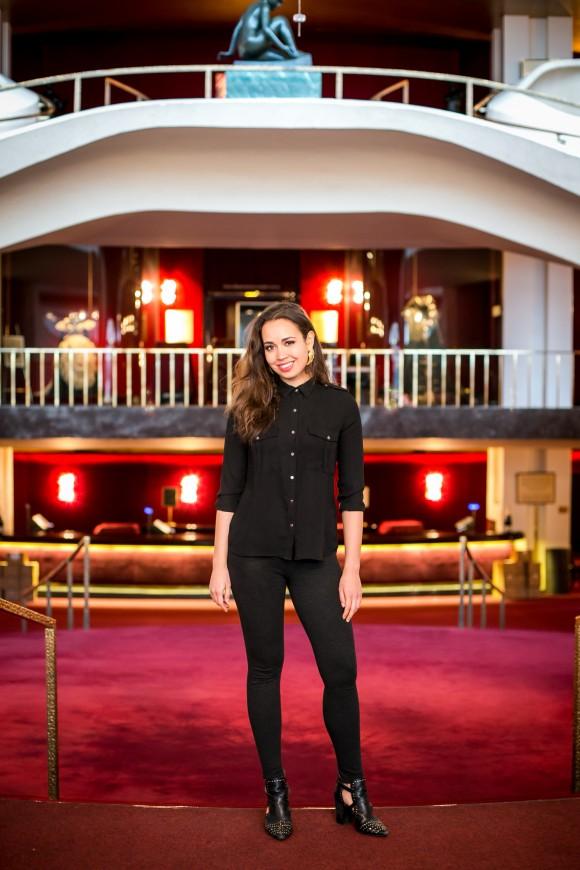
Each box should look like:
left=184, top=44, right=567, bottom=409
left=339, top=565, right=363, bottom=622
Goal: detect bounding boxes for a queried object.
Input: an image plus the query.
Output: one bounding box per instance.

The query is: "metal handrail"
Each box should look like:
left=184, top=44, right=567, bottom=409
left=0, top=596, right=59, bottom=800
left=37, top=536, right=91, bottom=630
left=574, top=615, right=580, bottom=793
left=104, top=77, right=149, bottom=106
left=0, top=63, right=579, bottom=123
left=371, top=79, right=410, bottom=104
left=458, top=535, right=506, bottom=630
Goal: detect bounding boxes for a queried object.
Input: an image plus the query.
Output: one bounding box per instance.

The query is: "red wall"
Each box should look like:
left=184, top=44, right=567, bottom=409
left=13, top=453, right=223, bottom=534
left=365, top=452, right=487, bottom=531
left=13, top=451, right=487, bottom=535
left=138, top=249, right=204, bottom=346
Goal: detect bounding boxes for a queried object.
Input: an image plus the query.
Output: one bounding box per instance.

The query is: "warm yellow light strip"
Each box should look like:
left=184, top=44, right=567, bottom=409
left=1, top=539, right=523, bottom=555
left=35, top=581, right=486, bottom=598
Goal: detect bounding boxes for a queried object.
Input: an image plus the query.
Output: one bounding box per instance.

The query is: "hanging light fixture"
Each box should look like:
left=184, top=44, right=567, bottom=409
left=293, top=1, right=306, bottom=37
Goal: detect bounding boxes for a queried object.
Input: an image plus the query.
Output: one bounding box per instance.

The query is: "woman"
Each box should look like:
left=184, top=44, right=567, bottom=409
left=209, top=301, right=388, bottom=841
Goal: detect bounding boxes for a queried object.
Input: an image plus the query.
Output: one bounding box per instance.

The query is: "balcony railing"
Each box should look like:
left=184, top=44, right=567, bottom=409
left=2, top=63, right=580, bottom=129
left=0, top=347, right=576, bottom=410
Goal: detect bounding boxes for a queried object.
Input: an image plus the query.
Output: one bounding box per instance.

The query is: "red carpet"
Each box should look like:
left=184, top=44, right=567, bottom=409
left=1, top=797, right=579, bottom=870
left=0, top=623, right=576, bottom=808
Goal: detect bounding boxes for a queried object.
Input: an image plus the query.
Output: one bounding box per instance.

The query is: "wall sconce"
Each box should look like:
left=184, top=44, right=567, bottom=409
left=165, top=309, right=194, bottom=344
left=351, top=280, right=364, bottom=305
left=424, top=472, right=444, bottom=503
left=160, top=279, right=177, bottom=306
left=139, top=278, right=178, bottom=306
left=180, top=474, right=200, bottom=505
left=57, top=472, right=77, bottom=504
left=140, top=280, right=154, bottom=305
left=326, top=278, right=368, bottom=306
left=326, top=278, right=344, bottom=305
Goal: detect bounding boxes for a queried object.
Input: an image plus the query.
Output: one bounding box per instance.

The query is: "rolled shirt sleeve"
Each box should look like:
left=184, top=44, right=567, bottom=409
left=337, top=396, right=366, bottom=512
left=215, top=412, right=248, bottom=512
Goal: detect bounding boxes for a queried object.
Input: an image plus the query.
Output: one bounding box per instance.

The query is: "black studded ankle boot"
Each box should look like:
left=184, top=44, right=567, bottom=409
left=334, top=776, right=389, bottom=837
left=264, top=776, right=293, bottom=840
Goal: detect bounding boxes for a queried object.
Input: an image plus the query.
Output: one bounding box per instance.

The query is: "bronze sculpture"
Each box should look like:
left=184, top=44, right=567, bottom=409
left=218, top=0, right=300, bottom=62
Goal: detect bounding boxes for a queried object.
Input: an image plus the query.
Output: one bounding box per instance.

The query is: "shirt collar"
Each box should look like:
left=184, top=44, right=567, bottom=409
left=276, top=375, right=317, bottom=398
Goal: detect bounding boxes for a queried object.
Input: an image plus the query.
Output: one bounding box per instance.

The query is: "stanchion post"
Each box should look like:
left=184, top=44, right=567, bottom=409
left=467, top=551, right=474, bottom=628
left=480, top=567, right=487, bottom=629
left=0, top=597, right=60, bottom=801
left=45, top=624, right=59, bottom=800
left=82, top=536, right=90, bottom=630
left=458, top=535, right=466, bottom=628
left=573, top=615, right=580, bottom=793
left=66, top=561, right=74, bottom=630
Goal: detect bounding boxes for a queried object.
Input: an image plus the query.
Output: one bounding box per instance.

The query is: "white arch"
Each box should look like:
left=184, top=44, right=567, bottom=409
left=0, top=98, right=578, bottom=264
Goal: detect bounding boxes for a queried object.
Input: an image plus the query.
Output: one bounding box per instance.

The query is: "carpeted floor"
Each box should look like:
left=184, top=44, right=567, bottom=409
left=2, top=797, right=580, bottom=870
left=0, top=623, right=576, bottom=808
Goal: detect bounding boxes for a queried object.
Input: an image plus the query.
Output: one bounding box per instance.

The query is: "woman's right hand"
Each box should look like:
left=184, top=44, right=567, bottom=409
left=209, top=565, right=232, bottom=612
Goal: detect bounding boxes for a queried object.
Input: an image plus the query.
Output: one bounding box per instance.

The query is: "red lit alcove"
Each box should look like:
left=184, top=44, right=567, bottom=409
left=14, top=451, right=488, bottom=536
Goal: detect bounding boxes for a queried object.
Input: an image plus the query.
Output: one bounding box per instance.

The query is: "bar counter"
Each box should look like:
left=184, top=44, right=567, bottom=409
left=0, top=531, right=524, bottom=590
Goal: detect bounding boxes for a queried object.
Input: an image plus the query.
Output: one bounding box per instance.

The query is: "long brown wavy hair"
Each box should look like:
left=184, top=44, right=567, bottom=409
left=226, top=301, right=332, bottom=442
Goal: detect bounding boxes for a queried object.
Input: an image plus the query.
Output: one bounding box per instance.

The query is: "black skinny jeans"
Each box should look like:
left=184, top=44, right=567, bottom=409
left=227, top=549, right=364, bottom=782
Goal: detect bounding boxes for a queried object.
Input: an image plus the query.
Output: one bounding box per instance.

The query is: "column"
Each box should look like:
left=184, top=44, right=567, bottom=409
left=496, top=13, right=573, bottom=84
left=501, top=252, right=573, bottom=408
left=0, top=446, right=14, bottom=535
left=487, top=445, right=572, bottom=592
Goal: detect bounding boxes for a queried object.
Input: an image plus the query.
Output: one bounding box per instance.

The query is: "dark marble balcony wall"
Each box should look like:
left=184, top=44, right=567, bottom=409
left=1, top=407, right=580, bottom=442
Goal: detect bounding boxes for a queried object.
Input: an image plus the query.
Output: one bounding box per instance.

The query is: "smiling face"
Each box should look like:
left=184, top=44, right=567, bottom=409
left=261, top=317, right=315, bottom=386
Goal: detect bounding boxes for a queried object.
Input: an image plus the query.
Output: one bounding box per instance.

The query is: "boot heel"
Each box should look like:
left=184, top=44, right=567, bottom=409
left=334, top=795, right=350, bottom=825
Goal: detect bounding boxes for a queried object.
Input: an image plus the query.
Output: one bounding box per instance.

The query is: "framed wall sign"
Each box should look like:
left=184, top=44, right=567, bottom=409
left=515, top=472, right=556, bottom=505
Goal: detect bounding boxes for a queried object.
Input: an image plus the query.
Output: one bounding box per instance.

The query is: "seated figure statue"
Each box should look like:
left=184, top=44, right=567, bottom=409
left=218, top=0, right=301, bottom=62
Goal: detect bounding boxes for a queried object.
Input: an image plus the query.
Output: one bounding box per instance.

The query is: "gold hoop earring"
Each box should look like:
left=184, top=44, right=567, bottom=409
left=307, top=348, right=314, bottom=366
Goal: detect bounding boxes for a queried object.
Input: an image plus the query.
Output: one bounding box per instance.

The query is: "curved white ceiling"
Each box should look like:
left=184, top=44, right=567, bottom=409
left=0, top=98, right=579, bottom=264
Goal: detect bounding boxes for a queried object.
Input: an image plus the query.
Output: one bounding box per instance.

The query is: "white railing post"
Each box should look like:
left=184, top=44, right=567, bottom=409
left=465, top=79, right=474, bottom=116
left=0, top=347, right=575, bottom=410
left=73, top=75, right=82, bottom=112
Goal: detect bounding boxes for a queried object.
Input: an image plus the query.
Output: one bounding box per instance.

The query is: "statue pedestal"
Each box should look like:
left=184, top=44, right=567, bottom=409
left=219, top=54, right=322, bottom=99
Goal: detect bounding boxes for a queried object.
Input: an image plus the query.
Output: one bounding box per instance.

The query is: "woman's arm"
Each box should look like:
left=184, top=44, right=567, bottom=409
left=209, top=510, right=234, bottom=612
left=337, top=396, right=366, bottom=621
left=213, top=510, right=234, bottom=570
left=210, top=412, right=248, bottom=611
left=342, top=510, right=363, bottom=570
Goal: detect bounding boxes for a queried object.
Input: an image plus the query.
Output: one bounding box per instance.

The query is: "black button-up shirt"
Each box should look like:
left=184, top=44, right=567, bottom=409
left=215, top=376, right=366, bottom=560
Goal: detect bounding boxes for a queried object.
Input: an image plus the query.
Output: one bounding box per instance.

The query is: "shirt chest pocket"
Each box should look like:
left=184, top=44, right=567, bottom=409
left=253, top=425, right=280, bottom=472
left=306, top=424, right=339, bottom=474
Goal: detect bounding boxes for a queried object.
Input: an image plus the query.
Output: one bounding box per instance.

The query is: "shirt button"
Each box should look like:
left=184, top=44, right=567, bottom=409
left=294, top=388, right=298, bottom=392
left=290, top=475, right=294, bottom=480
left=290, top=451, right=294, bottom=456
left=291, top=430, right=295, bottom=435
left=256, top=435, right=260, bottom=440
left=292, top=408, right=297, bottom=412
left=290, top=522, right=294, bottom=527
left=326, top=435, right=331, bottom=440
left=290, top=498, right=294, bottom=503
